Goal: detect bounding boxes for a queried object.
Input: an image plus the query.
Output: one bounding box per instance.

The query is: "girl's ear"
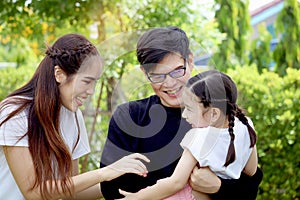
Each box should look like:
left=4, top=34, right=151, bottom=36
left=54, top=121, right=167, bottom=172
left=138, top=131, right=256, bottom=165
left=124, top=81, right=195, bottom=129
left=210, top=107, right=221, bottom=123
left=54, top=66, right=67, bottom=83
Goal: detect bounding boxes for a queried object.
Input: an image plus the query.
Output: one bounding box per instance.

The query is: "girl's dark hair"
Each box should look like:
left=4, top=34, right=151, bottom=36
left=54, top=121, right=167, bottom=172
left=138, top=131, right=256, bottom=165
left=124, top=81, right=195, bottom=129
left=0, top=33, right=99, bottom=199
left=137, top=26, right=190, bottom=71
left=186, top=70, right=256, bottom=167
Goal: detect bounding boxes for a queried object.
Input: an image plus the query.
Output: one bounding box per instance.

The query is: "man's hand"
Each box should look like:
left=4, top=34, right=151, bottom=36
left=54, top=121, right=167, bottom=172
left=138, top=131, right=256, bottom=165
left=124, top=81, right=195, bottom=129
left=189, top=166, right=221, bottom=194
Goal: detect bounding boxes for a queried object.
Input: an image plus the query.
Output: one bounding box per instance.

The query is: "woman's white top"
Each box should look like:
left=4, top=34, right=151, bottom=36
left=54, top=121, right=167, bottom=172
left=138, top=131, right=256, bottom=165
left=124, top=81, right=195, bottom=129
left=0, top=104, right=90, bottom=200
left=180, top=118, right=254, bottom=179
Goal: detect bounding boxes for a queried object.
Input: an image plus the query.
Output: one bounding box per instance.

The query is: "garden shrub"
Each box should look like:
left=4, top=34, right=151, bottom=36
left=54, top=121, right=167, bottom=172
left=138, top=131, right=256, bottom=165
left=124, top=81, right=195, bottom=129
left=227, top=65, right=300, bottom=200
left=0, top=66, right=35, bottom=101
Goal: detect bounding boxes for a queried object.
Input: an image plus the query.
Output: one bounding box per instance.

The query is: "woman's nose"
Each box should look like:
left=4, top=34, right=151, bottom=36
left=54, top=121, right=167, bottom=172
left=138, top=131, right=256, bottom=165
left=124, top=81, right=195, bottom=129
left=86, top=85, right=95, bottom=95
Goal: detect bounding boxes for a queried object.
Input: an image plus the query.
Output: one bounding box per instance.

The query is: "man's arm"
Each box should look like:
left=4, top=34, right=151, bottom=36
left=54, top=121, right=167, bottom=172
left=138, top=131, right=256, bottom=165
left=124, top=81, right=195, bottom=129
left=212, top=167, right=263, bottom=200
left=100, top=105, right=147, bottom=200
left=100, top=141, right=146, bottom=199
left=190, top=167, right=263, bottom=200
left=100, top=111, right=130, bottom=199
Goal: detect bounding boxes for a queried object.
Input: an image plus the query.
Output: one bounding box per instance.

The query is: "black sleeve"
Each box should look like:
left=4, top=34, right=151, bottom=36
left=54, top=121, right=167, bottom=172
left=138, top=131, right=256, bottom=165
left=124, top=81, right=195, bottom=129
left=100, top=105, right=143, bottom=200
left=210, top=167, right=263, bottom=200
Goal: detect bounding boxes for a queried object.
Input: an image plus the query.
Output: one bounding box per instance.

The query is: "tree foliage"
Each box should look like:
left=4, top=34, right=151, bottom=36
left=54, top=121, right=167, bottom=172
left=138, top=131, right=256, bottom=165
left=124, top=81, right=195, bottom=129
left=273, top=0, right=300, bottom=76
left=0, top=0, right=95, bottom=41
left=211, top=0, right=251, bottom=71
left=249, top=24, right=273, bottom=73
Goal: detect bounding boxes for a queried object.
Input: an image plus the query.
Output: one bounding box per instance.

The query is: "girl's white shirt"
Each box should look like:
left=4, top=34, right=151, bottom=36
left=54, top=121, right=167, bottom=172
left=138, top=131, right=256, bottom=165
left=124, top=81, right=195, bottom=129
left=0, top=102, right=90, bottom=200
left=180, top=118, right=254, bottom=179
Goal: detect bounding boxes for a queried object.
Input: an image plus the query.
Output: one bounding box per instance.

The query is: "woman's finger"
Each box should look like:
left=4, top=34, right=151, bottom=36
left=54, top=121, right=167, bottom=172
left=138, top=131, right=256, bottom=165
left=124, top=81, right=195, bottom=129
left=127, top=153, right=150, bottom=163
left=119, top=189, right=131, bottom=196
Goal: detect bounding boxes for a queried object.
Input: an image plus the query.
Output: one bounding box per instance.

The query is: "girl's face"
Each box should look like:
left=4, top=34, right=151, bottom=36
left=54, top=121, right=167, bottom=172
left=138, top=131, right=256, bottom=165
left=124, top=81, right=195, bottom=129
left=56, top=54, right=103, bottom=112
left=182, top=89, right=212, bottom=128
left=144, top=53, right=193, bottom=108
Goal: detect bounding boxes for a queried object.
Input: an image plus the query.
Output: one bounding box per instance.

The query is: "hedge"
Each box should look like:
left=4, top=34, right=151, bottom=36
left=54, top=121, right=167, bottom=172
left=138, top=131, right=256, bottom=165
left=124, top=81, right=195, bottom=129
left=0, top=66, right=35, bottom=101
left=227, top=66, right=300, bottom=200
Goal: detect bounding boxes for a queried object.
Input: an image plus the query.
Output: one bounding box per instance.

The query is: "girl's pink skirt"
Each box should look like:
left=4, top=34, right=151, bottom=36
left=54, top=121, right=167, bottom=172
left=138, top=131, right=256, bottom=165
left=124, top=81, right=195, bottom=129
left=164, top=184, right=196, bottom=200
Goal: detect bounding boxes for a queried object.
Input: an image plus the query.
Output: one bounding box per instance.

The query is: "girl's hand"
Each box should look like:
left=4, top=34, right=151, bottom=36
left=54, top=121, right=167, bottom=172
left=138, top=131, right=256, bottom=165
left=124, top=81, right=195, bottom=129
left=117, top=189, right=139, bottom=200
left=106, top=153, right=150, bottom=180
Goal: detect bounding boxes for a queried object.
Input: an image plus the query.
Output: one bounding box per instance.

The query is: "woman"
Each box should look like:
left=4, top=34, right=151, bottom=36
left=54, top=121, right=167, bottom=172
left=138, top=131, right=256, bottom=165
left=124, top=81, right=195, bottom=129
left=0, top=33, right=149, bottom=200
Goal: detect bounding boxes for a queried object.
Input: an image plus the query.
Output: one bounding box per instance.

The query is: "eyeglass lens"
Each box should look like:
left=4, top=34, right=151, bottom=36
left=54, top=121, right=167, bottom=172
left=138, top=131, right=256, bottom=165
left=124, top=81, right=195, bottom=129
left=148, top=67, right=186, bottom=83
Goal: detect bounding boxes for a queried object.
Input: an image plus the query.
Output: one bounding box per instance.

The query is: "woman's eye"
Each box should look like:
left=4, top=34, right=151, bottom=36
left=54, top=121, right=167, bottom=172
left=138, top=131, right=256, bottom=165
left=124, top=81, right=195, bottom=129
left=83, top=80, right=91, bottom=84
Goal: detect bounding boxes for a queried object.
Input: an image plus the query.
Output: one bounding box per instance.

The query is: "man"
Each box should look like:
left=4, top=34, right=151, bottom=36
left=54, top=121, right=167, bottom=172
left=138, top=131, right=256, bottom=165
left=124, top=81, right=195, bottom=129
left=100, top=26, right=262, bottom=199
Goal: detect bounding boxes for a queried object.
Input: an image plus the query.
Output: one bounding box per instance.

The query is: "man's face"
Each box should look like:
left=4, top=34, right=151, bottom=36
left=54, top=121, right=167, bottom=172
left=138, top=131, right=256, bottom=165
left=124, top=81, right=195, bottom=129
left=145, top=53, right=193, bottom=108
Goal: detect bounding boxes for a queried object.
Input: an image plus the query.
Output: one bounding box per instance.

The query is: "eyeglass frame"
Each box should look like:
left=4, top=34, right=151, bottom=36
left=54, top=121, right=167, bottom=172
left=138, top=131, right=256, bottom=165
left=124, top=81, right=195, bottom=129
left=145, top=61, right=187, bottom=84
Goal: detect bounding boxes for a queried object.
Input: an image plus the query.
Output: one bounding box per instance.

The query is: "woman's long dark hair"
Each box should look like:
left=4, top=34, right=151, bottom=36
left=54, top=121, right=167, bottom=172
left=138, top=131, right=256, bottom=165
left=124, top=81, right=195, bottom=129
left=186, top=70, right=256, bottom=167
left=0, top=33, right=99, bottom=199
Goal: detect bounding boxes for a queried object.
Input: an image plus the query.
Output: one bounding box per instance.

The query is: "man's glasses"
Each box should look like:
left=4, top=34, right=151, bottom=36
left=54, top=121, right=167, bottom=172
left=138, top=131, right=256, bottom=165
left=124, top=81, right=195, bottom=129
left=146, top=66, right=186, bottom=83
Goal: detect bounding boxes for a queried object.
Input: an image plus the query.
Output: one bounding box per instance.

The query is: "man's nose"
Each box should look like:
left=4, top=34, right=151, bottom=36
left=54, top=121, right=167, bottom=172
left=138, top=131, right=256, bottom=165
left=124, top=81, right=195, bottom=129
left=162, top=74, right=177, bottom=86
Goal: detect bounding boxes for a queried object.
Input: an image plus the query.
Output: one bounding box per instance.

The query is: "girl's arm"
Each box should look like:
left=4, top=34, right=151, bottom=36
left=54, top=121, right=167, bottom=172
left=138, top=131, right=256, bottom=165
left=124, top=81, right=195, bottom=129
left=243, top=145, right=258, bottom=176
left=119, top=148, right=198, bottom=200
left=4, top=146, right=149, bottom=200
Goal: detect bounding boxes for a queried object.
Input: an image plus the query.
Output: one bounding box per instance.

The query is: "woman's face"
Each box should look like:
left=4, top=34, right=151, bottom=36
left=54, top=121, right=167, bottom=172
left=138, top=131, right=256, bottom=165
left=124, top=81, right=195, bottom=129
left=57, top=54, right=103, bottom=112
left=145, top=53, right=193, bottom=108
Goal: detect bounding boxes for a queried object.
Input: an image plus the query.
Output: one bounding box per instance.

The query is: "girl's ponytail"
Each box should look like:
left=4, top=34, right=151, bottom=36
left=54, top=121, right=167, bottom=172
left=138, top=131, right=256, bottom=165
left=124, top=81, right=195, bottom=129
left=235, top=106, right=257, bottom=147
left=224, top=107, right=236, bottom=167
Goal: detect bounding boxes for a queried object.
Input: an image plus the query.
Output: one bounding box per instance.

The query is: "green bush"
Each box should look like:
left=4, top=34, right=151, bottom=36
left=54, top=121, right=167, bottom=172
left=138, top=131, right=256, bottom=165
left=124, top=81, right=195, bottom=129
left=0, top=66, right=35, bottom=101
left=227, top=66, right=300, bottom=200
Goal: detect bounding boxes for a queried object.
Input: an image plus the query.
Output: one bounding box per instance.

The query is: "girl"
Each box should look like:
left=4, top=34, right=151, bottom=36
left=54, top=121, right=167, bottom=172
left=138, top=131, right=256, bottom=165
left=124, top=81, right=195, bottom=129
left=0, top=33, right=149, bottom=200
left=119, top=70, right=258, bottom=200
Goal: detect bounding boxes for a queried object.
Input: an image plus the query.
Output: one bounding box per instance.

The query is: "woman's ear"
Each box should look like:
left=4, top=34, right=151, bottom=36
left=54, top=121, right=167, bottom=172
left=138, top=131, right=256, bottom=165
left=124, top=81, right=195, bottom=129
left=54, top=66, right=66, bottom=83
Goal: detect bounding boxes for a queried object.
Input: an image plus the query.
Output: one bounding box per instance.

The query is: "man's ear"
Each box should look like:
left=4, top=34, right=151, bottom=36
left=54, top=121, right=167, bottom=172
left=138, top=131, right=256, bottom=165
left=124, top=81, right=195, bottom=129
left=140, top=65, right=148, bottom=78
left=140, top=65, right=146, bottom=73
left=188, top=52, right=194, bottom=71
left=54, top=66, right=66, bottom=83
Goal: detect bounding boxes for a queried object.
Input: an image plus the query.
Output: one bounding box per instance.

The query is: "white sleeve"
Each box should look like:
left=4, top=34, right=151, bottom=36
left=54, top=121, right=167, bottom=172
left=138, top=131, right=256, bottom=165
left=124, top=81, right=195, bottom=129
left=0, top=105, right=28, bottom=147
left=180, top=127, right=221, bottom=164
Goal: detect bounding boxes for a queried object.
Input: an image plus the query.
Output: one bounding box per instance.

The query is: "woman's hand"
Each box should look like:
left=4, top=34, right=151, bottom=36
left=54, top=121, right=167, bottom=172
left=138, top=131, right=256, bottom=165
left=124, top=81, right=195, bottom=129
left=189, top=166, right=221, bottom=194
left=105, top=153, right=150, bottom=181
